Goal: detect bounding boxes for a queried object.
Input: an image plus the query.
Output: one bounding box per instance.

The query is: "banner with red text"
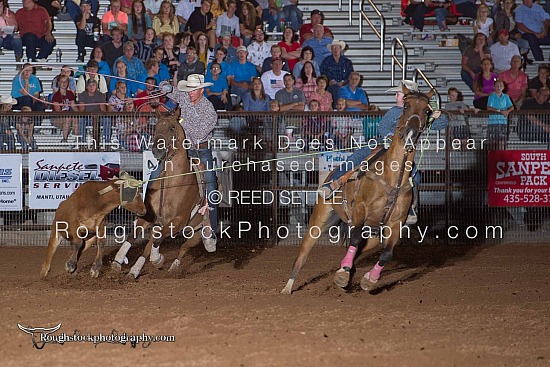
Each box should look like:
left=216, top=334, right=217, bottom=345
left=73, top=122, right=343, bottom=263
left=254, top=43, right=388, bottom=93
left=488, top=150, right=550, bottom=207
left=29, top=152, right=120, bottom=209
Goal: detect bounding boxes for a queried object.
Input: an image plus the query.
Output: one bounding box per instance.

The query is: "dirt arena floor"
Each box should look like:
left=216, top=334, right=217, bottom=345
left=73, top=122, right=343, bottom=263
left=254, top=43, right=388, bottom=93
left=1, top=241, right=550, bottom=367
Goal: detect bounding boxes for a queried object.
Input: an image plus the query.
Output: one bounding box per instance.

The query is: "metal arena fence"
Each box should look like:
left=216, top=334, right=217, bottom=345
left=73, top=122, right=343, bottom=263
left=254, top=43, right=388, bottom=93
left=0, top=110, right=548, bottom=247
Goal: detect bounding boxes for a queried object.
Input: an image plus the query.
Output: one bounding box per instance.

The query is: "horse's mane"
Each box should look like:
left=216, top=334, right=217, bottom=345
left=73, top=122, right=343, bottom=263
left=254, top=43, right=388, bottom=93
left=404, top=90, right=432, bottom=102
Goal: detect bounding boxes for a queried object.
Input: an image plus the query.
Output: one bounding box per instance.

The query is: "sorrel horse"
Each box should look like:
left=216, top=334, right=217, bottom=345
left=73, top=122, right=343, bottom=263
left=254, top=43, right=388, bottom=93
left=111, top=108, right=215, bottom=278
left=40, top=172, right=147, bottom=279
left=281, top=86, right=436, bottom=294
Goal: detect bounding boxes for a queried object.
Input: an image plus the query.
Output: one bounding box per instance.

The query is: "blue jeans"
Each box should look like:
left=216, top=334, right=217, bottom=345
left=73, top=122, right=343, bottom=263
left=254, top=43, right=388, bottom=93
left=76, top=29, right=97, bottom=58
left=189, top=148, right=218, bottom=234
left=15, top=95, right=45, bottom=112
left=279, top=5, right=303, bottom=32
left=0, top=35, right=23, bottom=60
left=21, top=33, right=56, bottom=61
left=522, top=33, right=550, bottom=61
left=79, top=116, right=112, bottom=143
left=461, top=69, right=474, bottom=92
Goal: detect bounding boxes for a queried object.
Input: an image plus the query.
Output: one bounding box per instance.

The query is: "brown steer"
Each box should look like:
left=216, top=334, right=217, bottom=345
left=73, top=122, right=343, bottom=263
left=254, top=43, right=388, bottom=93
left=40, top=172, right=147, bottom=279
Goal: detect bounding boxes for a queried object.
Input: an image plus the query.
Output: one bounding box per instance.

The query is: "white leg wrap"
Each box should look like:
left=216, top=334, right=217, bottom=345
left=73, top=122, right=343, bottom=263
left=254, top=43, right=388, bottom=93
left=168, top=258, right=181, bottom=272
left=150, top=245, right=161, bottom=263
left=281, top=279, right=295, bottom=294
left=128, top=256, right=146, bottom=279
left=114, top=241, right=131, bottom=265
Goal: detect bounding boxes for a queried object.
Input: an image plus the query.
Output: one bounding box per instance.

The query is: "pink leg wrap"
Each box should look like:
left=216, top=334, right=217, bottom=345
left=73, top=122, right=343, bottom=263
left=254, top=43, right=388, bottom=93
left=340, top=246, right=357, bottom=269
left=369, top=262, right=384, bottom=281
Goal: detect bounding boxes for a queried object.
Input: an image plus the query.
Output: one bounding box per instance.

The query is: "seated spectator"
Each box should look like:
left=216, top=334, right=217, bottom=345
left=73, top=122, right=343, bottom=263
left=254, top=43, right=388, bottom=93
left=205, top=61, right=232, bottom=110
left=519, top=86, right=550, bottom=142
left=109, top=60, right=139, bottom=97
left=161, top=33, right=180, bottom=78
left=261, top=56, right=288, bottom=99
left=15, top=0, right=56, bottom=62
left=275, top=73, right=305, bottom=111
left=293, top=46, right=320, bottom=79
left=75, top=0, right=100, bottom=63
left=0, top=0, right=23, bottom=63
left=278, top=26, right=301, bottom=71
left=108, top=80, right=128, bottom=112
left=52, top=75, right=78, bottom=143
left=135, top=77, right=164, bottom=108
left=528, top=64, right=550, bottom=98
left=118, top=101, right=150, bottom=151
left=145, top=0, right=163, bottom=18
left=444, top=87, right=475, bottom=147
left=490, top=29, right=520, bottom=73
left=436, top=0, right=477, bottom=28
left=185, top=0, right=216, bottom=48
left=113, top=41, right=147, bottom=82
left=294, top=61, right=317, bottom=102
left=216, top=0, right=240, bottom=38
left=16, top=106, right=38, bottom=150
left=473, top=57, right=498, bottom=110
left=65, top=0, right=99, bottom=22
left=136, top=28, right=157, bottom=62
left=152, top=45, right=172, bottom=81
left=215, top=31, right=238, bottom=64
left=195, top=31, right=215, bottom=67
left=207, top=47, right=230, bottom=80
left=89, top=46, right=112, bottom=78
left=261, top=44, right=290, bottom=74
left=247, top=28, right=270, bottom=74
left=102, top=27, right=125, bottom=72
left=76, top=60, right=109, bottom=94
left=36, top=0, right=61, bottom=32
left=301, top=24, right=332, bottom=66
left=339, top=72, right=369, bottom=112
left=461, top=33, right=491, bottom=92
left=239, top=1, right=261, bottom=47
left=127, top=0, right=152, bottom=43
left=175, top=47, right=205, bottom=83
left=137, top=58, right=163, bottom=92
left=268, top=0, right=302, bottom=32
left=242, top=76, right=271, bottom=111
left=153, top=0, right=179, bottom=41
left=50, top=65, right=77, bottom=102
left=0, top=95, right=16, bottom=150
left=176, top=30, right=193, bottom=62
left=515, top=0, right=550, bottom=61
left=101, top=0, right=128, bottom=43
left=176, top=0, right=201, bottom=32
left=486, top=79, right=513, bottom=150
left=299, top=9, right=332, bottom=44
left=77, top=79, right=109, bottom=145
left=321, top=39, right=353, bottom=108
left=473, top=5, right=495, bottom=43
left=119, top=0, right=132, bottom=14
left=404, top=0, right=450, bottom=35
left=11, top=64, right=45, bottom=111
left=308, top=75, right=333, bottom=111
left=494, top=0, right=530, bottom=61
left=228, top=45, right=258, bottom=99
left=499, top=55, right=528, bottom=108
left=445, top=87, right=475, bottom=113
left=210, top=0, right=226, bottom=18
left=330, top=98, right=353, bottom=149
left=302, top=99, right=326, bottom=152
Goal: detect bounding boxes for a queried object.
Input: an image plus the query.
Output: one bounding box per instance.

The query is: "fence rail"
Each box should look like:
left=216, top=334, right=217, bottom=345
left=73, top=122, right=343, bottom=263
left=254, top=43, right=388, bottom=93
left=0, top=110, right=549, bottom=247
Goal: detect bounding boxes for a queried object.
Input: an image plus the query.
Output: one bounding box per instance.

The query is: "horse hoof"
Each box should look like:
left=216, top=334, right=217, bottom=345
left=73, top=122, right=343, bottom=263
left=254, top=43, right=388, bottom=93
left=110, top=261, right=122, bottom=272
left=280, top=287, right=292, bottom=295
left=64, top=261, right=76, bottom=274
left=334, top=268, right=350, bottom=288
left=168, top=259, right=181, bottom=272
left=90, top=268, right=100, bottom=278
left=203, top=237, right=217, bottom=253
left=151, top=254, right=164, bottom=269
left=126, top=272, right=138, bottom=281
left=360, top=272, right=379, bottom=291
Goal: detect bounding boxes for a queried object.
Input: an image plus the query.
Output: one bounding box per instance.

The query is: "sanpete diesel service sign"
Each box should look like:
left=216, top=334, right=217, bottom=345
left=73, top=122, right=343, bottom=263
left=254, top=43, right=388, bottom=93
left=0, top=154, right=23, bottom=211
left=29, top=152, right=120, bottom=209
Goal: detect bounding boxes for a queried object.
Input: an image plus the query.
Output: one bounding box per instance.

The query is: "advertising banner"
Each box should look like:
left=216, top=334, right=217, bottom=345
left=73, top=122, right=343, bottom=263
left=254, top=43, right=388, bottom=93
left=0, top=154, right=23, bottom=211
left=488, top=150, right=550, bottom=207
left=29, top=152, right=120, bottom=209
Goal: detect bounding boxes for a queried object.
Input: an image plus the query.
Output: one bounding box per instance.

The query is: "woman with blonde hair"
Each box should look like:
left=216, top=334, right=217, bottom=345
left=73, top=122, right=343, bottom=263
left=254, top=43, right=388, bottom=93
left=153, top=0, right=179, bottom=41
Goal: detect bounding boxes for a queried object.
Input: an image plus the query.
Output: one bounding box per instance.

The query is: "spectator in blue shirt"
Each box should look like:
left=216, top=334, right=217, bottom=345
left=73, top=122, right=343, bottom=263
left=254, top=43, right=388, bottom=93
left=338, top=72, right=369, bottom=112
left=113, top=42, right=147, bottom=81
left=204, top=61, right=231, bottom=110
left=228, top=45, right=258, bottom=99
left=321, top=39, right=353, bottom=109
left=301, top=24, right=332, bottom=66
left=515, top=0, right=550, bottom=61
left=11, top=64, right=46, bottom=111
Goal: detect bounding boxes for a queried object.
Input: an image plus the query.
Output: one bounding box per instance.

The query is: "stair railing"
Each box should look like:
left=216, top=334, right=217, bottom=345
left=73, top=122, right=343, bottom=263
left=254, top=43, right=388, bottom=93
left=338, top=0, right=354, bottom=25
left=358, top=0, right=385, bottom=71
left=390, top=37, right=407, bottom=85
left=412, top=68, right=442, bottom=110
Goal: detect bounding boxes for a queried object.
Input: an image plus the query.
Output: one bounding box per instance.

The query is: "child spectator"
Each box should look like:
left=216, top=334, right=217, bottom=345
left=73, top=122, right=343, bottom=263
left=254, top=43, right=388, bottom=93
left=0, top=95, right=16, bottom=150
left=486, top=79, right=513, bottom=150
left=331, top=98, right=353, bottom=150
left=302, top=99, right=326, bottom=152
left=16, top=106, right=38, bottom=151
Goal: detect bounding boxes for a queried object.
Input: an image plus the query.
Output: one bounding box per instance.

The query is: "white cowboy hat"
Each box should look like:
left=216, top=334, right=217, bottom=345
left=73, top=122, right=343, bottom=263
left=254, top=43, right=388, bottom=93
left=0, top=95, right=17, bottom=105
left=327, top=39, right=347, bottom=51
left=177, top=74, right=213, bottom=92
left=386, top=80, right=419, bottom=93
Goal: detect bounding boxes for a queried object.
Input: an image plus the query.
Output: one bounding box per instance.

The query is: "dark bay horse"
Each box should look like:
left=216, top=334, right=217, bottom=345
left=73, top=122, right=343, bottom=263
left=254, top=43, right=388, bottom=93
left=111, top=108, right=215, bottom=278
left=281, top=86, right=435, bottom=294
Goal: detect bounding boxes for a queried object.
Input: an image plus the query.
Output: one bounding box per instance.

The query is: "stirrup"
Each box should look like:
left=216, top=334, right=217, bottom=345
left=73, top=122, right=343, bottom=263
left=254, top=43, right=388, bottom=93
left=318, top=180, right=340, bottom=199
left=405, top=206, right=418, bottom=225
